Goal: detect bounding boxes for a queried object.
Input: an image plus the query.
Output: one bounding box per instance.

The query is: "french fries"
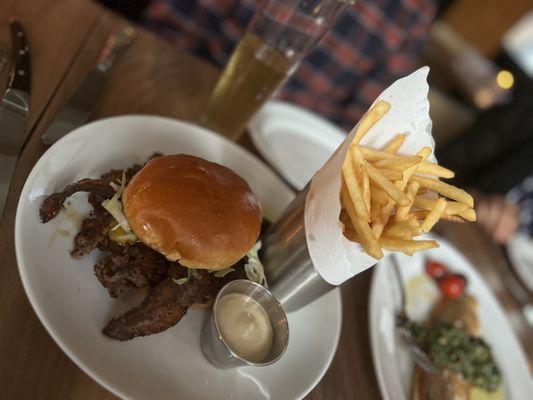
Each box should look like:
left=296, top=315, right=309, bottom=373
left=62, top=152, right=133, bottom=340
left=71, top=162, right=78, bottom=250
left=413, top=196, right=469, bottom=214
left=417, top=162, right=455, bottom=179
left=382, top=133, right=406, bottom=154
left=420, top=197, right=447, bottom=233
left=412, top=176, right=474, bottom=207
left=341, top=180, right=383, bottom=259
left=339, top=100, right=476, bottom=258
left=370, top=200, right=382, bottom=227
left=362, top=168, right=371, bottom=214
left=370, top=186, right=389, bottom=205
left=351, top=100, right=391, bottom=145
left=383, top=219, right=422, bottom=239
left=379, top=238, right=439, bottom=256
left=359, top=147, right=422, bottom=163
left=395, top=180, right=420, bottom=221
left=362, top=159, right=410, bottom=206
left=373, top=157, right=421, bottom=171
left=342, top=151, right=370, bottom=221
left=409, top=210, right=466, bottom=223
left=457, top=208, right=477, bottom=222
left=377, top=168, right=403, bottom=181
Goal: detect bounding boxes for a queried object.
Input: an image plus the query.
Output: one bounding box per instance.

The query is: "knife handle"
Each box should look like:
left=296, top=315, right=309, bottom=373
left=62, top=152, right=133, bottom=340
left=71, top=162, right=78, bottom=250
left=96, top=26, right=136, bottom=74
left=7, top=19, right=31, bottom=94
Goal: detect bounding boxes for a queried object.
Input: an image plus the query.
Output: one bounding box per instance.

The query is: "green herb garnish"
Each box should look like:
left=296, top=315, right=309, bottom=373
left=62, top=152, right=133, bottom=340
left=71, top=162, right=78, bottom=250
left=408, top=322, right=501, bottom=391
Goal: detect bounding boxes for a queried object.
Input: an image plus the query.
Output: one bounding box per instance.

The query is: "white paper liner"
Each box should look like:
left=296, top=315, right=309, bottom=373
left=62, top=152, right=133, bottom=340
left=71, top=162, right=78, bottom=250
left=305, top=67, right=437, bottom=285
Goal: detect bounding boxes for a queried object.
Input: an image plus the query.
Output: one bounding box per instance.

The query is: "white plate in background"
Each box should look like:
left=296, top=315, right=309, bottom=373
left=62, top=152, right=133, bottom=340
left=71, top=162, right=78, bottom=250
left=369, top=236, right=532, bottom=400
left=249, top=101, right=346, bottom=190
left=15, top=116, right=342, bottom=400
left=507, top=233, right=533, bottom=292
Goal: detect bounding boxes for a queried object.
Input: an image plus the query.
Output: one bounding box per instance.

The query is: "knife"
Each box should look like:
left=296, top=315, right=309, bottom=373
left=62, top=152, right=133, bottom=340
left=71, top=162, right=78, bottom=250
left=41, top=26, right=136, bottom=145
left=0, top=19, right=31, bottom=216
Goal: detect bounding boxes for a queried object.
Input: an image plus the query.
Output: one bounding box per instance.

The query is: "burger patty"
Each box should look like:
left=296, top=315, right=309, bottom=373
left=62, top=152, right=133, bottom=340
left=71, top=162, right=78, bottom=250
left=39, top=158, right=253, bottom=341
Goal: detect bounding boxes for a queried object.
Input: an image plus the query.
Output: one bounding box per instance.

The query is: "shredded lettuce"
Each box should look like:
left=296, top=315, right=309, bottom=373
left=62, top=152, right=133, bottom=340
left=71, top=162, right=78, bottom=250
left=174, top=243, right=266, bottom=286
left=174, top=268, right=202, bottom=285
left=101, top=171, right=137, bottom=242
left=244, top=241, right=268, bottom=287
left=109, top=181, right=121, bottom=192
left=211, top=267, right=235, bottom=278
left=114, top=233, right=138, bottom=243
left=174, top=277, right=188, bottom=285
left=107, top=225, right=137, bottom=244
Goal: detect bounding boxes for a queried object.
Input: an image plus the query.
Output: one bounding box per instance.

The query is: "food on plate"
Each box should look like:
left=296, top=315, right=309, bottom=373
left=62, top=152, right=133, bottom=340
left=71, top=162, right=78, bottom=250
left=425, top=260, right=448, bottom=280
left=339, top=100, right=477, bottom=259
left=424, top=259, right=468, bottom=300
left=410, top=260, right=502, bottom=400
left=39, top=154, right=268, bottom=340
left=122, top=155, right=261, bottom=269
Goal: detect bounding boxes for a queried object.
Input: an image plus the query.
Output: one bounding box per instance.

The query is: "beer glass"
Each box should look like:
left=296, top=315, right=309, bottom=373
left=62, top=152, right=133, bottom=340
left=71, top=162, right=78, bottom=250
left=200, top=0, right=354, bottom=139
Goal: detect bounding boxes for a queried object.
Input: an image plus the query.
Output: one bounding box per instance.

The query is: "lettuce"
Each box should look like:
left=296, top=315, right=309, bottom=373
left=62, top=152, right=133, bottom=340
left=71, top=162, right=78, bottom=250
left=244, top=241, right=268, bottom=288
left=101, top=171, right=137, bottom=242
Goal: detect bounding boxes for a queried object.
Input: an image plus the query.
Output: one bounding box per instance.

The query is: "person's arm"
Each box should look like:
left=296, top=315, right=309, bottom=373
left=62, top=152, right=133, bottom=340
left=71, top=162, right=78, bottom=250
left=474, top=192, right=519, bottom=245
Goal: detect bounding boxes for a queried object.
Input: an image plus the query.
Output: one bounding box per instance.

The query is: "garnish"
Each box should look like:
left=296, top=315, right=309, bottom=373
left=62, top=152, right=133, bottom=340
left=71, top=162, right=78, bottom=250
left=108, top=226, right=137, bottom=244
left=174, top=268, right=202, bottom=285
left=408, top=322, right=501, bottom=391
left=425, top=260, right=448, bottom=280
left=244, top=241, right=268, bottom=287
left=211, top=267, right=235, bottom=278
left=101, top=172, right=138, bottom=243
left=438, top=274, right=466, bottom=299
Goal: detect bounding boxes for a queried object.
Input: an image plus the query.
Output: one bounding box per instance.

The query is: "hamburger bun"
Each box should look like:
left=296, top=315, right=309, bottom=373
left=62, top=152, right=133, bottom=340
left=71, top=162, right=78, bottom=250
left=122, top=154, right=262, bottom=270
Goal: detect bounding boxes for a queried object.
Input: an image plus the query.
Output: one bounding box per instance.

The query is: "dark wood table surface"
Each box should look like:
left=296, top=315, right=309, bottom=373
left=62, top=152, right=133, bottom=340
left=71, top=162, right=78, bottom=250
left=0, top=1, right=531, bottom=399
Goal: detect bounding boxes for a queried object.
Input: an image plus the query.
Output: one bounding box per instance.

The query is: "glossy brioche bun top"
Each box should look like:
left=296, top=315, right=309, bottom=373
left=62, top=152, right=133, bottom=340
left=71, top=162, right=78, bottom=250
left=122, top=154, right=262, bottom=270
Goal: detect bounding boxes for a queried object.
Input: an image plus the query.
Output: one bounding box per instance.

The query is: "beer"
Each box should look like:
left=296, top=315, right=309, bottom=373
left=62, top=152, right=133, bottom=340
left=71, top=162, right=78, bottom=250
left=201, top=33, right=293, bottom=139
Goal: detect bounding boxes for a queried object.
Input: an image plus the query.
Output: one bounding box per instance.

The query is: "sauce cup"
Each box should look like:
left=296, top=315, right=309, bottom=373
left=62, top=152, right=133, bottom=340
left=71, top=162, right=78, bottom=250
left=201, top=279, right=289, bottom=368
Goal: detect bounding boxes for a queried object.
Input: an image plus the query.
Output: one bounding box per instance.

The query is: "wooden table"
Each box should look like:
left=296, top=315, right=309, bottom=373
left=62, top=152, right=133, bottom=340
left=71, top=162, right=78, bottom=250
left=0, top=1, right=531, bottom=399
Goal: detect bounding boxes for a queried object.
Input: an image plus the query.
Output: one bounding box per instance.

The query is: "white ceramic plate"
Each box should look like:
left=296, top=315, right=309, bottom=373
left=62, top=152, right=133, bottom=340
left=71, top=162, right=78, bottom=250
left=15, top=116, right=342, bottom=400
left=248, top=101, right=345, bottom=190
left=369, top=236, right=533, bottom=400
left=507, top=233, right=533, bottom=292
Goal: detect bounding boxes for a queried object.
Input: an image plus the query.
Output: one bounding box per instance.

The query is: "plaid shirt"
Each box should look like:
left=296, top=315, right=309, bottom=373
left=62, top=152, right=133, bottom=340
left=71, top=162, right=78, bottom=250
left=144, top=0, right=436, bottom=129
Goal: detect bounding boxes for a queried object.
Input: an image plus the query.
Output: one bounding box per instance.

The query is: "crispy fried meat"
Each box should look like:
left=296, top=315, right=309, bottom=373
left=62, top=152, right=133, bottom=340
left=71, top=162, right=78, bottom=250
left=94, top=243, right=170, bottom=298
left=39, top=179, right=115, bottom=223
left=39, top=157, right=252, bottom=341
left=103, top=265, right=245, bottom=341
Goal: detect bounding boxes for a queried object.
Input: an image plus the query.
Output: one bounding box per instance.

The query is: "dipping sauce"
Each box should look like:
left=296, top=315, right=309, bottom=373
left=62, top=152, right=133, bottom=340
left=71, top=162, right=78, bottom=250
left=215, top=293, right=273, bottom=363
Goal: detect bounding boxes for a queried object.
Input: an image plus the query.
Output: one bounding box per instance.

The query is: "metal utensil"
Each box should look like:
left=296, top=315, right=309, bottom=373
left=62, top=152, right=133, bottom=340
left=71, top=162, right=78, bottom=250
left=0, top=19, right=31, bottom=216
left=390, top=254, right=439, bottom=374
left=41, top=26, right=136, bottom=145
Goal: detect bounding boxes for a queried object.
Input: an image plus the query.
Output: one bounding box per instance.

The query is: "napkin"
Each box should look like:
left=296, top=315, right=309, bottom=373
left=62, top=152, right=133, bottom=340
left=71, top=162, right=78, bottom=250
left=305, top=67, right=436, bottom=285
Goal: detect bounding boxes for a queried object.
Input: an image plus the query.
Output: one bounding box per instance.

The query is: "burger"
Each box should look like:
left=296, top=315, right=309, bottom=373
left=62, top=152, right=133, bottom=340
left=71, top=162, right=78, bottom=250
left=39, top=153, right=266, bottom=341
left=123, top=154, right=262, bottom=271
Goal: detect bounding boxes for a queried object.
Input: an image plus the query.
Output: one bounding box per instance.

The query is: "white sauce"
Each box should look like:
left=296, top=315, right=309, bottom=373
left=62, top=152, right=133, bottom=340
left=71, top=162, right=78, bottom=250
left=216, top=293, right=273, bottom=363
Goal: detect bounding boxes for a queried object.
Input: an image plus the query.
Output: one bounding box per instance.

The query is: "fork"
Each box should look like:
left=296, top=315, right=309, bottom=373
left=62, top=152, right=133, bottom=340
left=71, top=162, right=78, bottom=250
left=390, top=254, right=439, bottom=374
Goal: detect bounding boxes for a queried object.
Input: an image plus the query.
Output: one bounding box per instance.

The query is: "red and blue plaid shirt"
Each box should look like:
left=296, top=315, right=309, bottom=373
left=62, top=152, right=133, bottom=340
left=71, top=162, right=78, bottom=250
left=144, top=0, right=436, bottom=129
